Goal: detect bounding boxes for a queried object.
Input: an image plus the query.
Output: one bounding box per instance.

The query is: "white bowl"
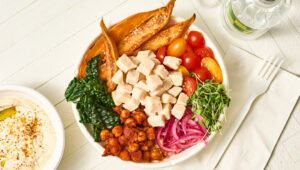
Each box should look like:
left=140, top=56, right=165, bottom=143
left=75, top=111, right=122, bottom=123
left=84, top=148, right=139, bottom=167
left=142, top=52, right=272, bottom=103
left=0, top=85, right=65, bottom=170
left=71, top=16, right=229, bottom=169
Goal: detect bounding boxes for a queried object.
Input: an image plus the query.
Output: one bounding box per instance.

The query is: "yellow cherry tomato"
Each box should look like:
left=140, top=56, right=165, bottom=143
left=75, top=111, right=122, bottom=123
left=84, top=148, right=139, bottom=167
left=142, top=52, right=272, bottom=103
left=167, top=38, right=187, bottom=57
left=177, top=65, right=189, bottom=77
left=201, top=57, right=223, bottom=83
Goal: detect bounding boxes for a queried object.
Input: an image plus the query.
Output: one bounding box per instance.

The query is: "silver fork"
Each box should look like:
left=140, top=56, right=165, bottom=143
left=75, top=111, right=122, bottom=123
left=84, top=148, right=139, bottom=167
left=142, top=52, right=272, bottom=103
left=207, top=55, right=284, bottom=170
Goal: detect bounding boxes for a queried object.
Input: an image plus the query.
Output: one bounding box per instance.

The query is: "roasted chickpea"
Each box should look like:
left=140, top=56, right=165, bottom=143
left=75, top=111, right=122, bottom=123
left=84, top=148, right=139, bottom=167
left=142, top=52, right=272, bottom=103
left=112, top=125, right=123, bottom=137
left=141, top=144, right=149, bottom=151
left=102, top=145, right=110, bottom=156
left=107, top=138, right=119, bottom=146
left=137, top=131, right=147, bottom=142
left=162, top=150, right=168, bottom=157
left=146, top=128, right=155, bottom=140
left=143, top=151, right=151, bottom=161
left=150, top=148, right=163, bottom=160
left=132, top=111, right=147, bottom=124
left=113, top=105, right=123, bottom=114
left=128, top=143, right=139, bottom=152
left=100, top=129, right=111, bottom=141
left=110, top=144, right=121, bottom=156
left=130, top=150, right=142, bottom=162
left=120, top=109, right=130, bottom=119
left=118, top=135, right=127, bottom=146
left=143, top=120, right=150, bottom=127
left=119, top=149, right=130, bottom=161
left=124, top=118, right=137, bottom=127
left=123, top=127, right=134, bottom=139
left=147, top=140, right=154, bottom=147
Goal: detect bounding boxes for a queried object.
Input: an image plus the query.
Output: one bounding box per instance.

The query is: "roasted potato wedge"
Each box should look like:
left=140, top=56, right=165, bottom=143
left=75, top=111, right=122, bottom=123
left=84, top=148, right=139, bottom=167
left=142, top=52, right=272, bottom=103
left=100, top=19, right=119, bottom=92
left=118, top=0, right=176, bottom=55
left=139, top=14, right=195, bottom=52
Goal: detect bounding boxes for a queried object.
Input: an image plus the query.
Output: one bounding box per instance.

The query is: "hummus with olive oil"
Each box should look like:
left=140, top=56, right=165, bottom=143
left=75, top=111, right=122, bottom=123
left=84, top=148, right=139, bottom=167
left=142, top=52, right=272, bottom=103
left=0, top=96, right=56, bottom=170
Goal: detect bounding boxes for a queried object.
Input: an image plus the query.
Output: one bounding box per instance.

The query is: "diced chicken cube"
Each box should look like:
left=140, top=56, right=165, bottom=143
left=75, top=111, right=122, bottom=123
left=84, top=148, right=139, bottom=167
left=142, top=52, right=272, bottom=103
left=145, top=96, right=162, bottom=113
left=136, top=50, right=152, bottom=62
left=132, top=87, right=147, bottom=100
left=140, top=96, right=148, bottom=106
left=162, top=77, right=173, bottom=91
left=116, top=84, right=133, bottom=94
left=151, top=58, right=161, bottom=65
left=161, top=93, right=176, bottom=104
left=169, top=71, right=183, bottom=86
left=146, top=75, right=163, bottom=91
left=177, top=93, right=189, bottom=106
left=139, top=73, right=146, bottom=81
left=135, top=80, right=149, bottom=92
left=123, top=98, right=140, bottom=112
left=112, top=92, right=131, bottom=105
left=163, top=56, right=182, bottom=70
left=126, top=70, right=140, bottom=85
left=153, top=65, right=169, bottom=79
left=168, top=86, right=182, bottom=97
left=148, top=51, right=156, bottom=59
left=112, top=91, right=122, bottom=106
left=158, top=104, right=171, bottom=120
left=144, top=107, right=156, bottom=117
left=171, top=104, right=186, bottom=119
left=112, top=70, right=124, bottom=85
left=137, top=59, right=155, bottom=76
left=129, top=56, right=140, bottom=65
left=147, top=115, right=165, bottom=127
left=149, top=86, right=165, bottom=96
left=116, top=54, right=137, bottom=73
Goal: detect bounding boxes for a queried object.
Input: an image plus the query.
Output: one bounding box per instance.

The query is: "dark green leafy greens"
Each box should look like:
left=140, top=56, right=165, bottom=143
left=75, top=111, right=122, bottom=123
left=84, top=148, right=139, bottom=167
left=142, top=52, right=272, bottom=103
left=188, top=80, right=230, bottom=134
left=65, top=55, right=120, bottom=141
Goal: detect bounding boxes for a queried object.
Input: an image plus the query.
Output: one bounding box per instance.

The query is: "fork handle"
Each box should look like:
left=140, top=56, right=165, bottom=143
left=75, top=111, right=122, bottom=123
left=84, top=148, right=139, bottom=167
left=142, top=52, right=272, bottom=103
left=207, top=95, right=257, bottom=169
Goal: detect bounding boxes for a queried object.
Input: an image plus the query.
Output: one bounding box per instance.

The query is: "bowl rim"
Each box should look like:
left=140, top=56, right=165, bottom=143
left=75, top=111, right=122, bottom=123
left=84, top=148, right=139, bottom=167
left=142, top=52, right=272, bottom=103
left=71, top=16, right=229, bottom=169
left=0, top=85, right=65, bottom=170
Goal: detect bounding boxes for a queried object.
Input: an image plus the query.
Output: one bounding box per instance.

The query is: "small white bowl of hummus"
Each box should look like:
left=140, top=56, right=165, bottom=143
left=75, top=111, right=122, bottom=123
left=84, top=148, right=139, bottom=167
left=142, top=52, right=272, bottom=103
left=0, top=85, right=64, bottom=170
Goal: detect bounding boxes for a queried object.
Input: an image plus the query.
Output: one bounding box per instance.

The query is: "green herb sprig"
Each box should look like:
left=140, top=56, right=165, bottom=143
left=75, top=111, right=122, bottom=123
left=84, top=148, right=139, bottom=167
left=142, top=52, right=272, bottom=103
left=188, top=80, right=230, bottom=134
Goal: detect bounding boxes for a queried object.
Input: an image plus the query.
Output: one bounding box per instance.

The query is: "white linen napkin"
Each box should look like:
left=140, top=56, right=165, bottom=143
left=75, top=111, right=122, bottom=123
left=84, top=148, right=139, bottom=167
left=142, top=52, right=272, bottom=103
left=158, top=46, right=300, bottom=170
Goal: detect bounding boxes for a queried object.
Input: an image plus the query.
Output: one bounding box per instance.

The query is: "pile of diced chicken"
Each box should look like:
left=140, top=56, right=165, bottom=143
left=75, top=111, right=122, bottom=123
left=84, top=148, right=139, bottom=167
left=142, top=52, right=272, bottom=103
left=111, top=50, right=189, bottom=127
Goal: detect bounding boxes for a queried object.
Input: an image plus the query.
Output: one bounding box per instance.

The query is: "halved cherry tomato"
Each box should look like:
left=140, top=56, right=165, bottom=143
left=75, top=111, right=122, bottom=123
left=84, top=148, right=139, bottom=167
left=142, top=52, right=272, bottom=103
left=195, top=46, right=214, bottom=58
left=156, top=46, right=167, bottom=63
left=177, top=65, right=189, bottom=76
left=181, top=52, right=201, bottom=70
left=187, top=31, right=205, bottom=48
left=201, top=57, right=223, bottom=83
left=167, top=38, right=187, bottom=57
left=183, top=77, right=197, bottom=97
left=193, top=67, right=212, bottom=82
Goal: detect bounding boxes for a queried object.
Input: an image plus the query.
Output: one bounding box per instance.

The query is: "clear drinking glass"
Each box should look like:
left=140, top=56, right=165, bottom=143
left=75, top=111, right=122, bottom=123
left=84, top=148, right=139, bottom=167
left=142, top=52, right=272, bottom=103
left=222, top=0, right=292, bottom=40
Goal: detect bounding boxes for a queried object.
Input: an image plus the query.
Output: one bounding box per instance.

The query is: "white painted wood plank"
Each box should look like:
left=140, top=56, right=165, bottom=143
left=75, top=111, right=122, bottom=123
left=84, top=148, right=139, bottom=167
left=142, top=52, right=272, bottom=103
left=55, top=100, right=75, bottom=128
left=269, top=18, right=300, bottom=75
left=57, top=143, right=105, bottom=170
left=0, top=0, right=125, bottom=82
left=0, top=0, right=36, bottom=24
left=62, top=123, right=89, bottom=159
left=0, top=0, right=82, bottom=53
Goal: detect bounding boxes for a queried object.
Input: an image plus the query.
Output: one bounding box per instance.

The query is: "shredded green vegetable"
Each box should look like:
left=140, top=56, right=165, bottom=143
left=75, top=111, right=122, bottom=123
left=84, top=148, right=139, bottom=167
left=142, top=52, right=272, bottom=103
left=188, top=80, right=230, bottom=133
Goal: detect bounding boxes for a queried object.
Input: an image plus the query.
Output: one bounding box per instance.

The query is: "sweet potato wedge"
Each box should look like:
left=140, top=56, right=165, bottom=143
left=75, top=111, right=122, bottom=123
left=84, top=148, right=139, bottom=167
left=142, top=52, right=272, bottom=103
left=118, top=0, right=176, bottom=55
left=78, top=9, right=159, bottom=78
left=100, top=19, right=119, bottom=93
left=139, top=14, right=196, bottom=52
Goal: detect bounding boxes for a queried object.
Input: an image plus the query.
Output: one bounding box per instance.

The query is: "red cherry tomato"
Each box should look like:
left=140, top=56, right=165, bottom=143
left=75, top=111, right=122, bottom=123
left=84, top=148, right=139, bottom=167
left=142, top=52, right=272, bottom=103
left=193, top=67, right=212, bottom=82
left=183, top=77, right=197, bottom=97
left=167, top=38, right=187, bottom=57
left=156, top=46, right=167, bottom=63
left=186, top=44, right=194, bottom=53
left=187, top=31, right=205, bottom=48
left=195, top=46, right=215, bottom=58
left=181, top=52, right=201, bottom=70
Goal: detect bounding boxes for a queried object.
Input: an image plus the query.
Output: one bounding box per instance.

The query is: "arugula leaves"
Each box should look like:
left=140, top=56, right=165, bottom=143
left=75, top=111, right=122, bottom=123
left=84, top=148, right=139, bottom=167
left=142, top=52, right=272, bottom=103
left=188, top=80, right=230, bottom=133
left=65, top=55, right=120, bottom=141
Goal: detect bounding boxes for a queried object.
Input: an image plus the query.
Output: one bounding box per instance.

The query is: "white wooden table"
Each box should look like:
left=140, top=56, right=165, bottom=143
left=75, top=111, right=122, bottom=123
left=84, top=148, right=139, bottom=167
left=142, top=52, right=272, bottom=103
left=1, top=0, right=299, bottom=169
